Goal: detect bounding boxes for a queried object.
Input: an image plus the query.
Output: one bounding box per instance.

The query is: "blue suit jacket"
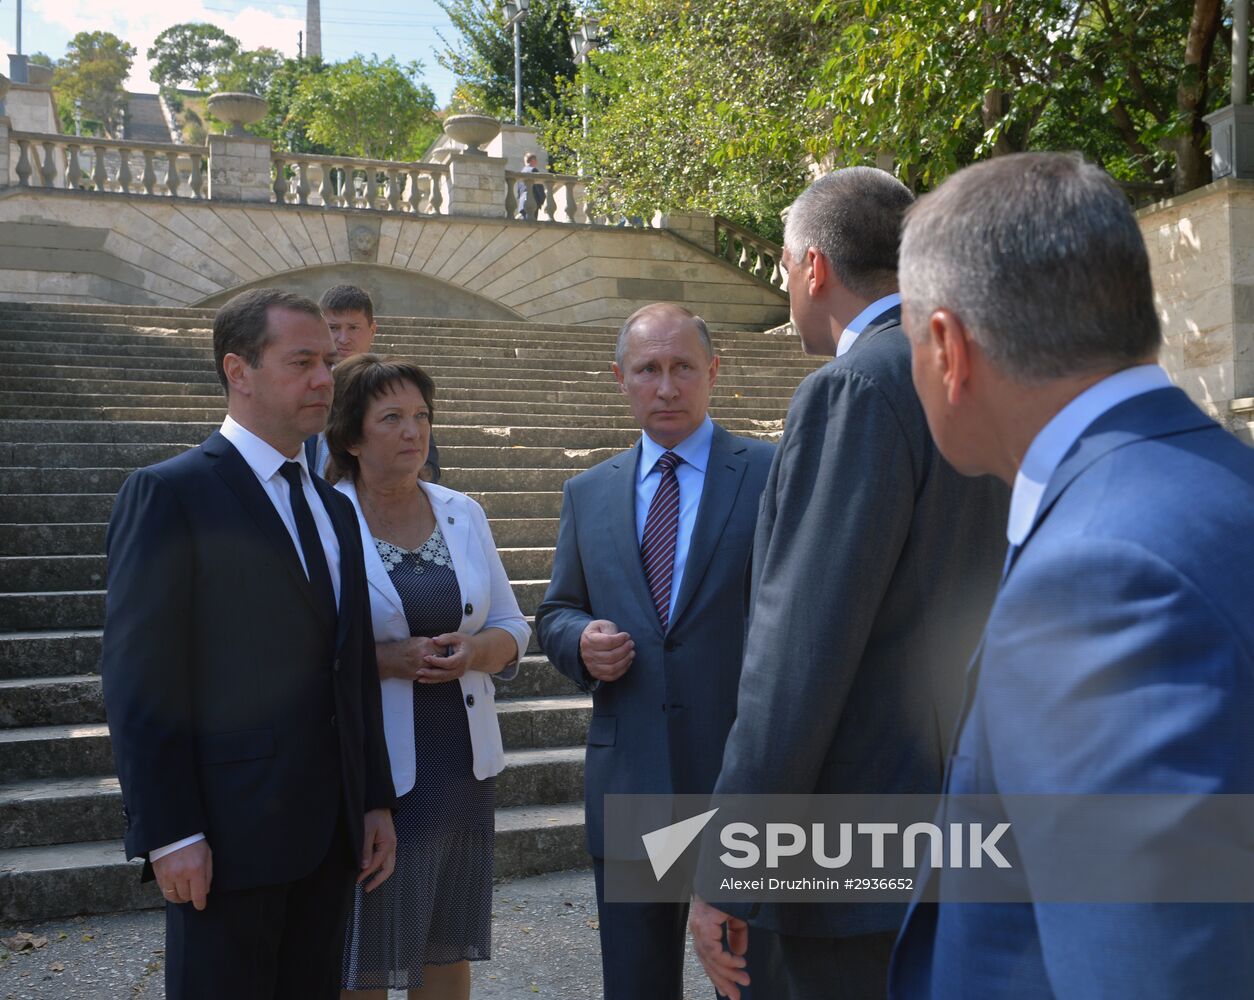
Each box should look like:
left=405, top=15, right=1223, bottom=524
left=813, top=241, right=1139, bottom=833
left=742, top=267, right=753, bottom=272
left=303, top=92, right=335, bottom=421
left=535, top=423, right=774, bottom=858
left=891, top=387, right=1254, bottom=998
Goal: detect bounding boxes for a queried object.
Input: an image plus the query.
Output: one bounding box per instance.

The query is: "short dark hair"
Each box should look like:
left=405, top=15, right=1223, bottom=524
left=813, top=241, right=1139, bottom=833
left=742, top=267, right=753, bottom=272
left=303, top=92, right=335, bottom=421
left=319, top=284, right=375, bottom=324
left=784, top=167, right=914, bottom=300
left=212, top=288, right=323, bottom=394
left=325, top=353, right=436, bottom=483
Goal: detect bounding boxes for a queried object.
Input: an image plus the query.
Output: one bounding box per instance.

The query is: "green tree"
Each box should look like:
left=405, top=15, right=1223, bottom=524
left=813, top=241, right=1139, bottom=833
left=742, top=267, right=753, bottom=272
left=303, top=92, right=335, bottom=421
left=540, top=0, right=825, bottom=241
left=148, top=23, right=241, bottom=91
left=288, top=56, right=440, bottom=160
left=437, top=0, right=578, bottom=123
left=215, top=47, right=286, bottom=97
left=52, top=31, right=136, bottom=136
left=27, top=52, right=56, bottom=69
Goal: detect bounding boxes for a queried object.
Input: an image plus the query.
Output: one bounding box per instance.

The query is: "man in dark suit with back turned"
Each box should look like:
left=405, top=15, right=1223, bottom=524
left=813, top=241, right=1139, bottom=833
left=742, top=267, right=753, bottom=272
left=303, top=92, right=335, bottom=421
left=690, top=168, right=1008, bottom=1000
left=537, top=303, right=777, bottom=999
left=101, top=288, right=396, bottom=1000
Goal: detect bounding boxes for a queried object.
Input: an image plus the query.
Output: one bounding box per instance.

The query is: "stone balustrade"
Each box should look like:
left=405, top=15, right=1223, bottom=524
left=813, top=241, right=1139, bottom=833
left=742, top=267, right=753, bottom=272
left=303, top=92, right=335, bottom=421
left=505, top=169, right=590, bottom=223
left=271, top=152, right=450, bottom=214
left=715, top=216, right=786, bottom=292
left=7, top=130, right=207, bottom=199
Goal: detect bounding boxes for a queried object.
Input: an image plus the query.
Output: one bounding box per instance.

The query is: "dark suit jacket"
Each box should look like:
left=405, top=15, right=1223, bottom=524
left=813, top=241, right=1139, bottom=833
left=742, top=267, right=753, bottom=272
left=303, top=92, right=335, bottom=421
left=891, top=387, right=1254, bottom=999
left=709, top=310, right=1008, bottom=937
left=101, top=430, right=394, bottom=892
left=536, top=423, right=774, bottom=858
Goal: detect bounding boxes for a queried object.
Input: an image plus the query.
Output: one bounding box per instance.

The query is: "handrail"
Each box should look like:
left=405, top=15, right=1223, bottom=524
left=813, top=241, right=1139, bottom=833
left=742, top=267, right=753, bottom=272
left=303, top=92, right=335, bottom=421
left=270, top=152, right=449, bottom=213
left=8, top=131, right=208, bottom=199
left=10, top=130, right=206, bottom=156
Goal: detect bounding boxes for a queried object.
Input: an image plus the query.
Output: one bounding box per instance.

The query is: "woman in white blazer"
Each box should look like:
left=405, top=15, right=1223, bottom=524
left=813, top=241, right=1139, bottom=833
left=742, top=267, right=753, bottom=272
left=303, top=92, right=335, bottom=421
left=325, top=354, right=530, bottom=1000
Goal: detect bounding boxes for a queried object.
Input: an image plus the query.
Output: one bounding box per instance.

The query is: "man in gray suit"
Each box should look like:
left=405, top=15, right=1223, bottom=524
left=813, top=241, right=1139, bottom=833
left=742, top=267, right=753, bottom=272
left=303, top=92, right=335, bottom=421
left=537, top=303, right=776, bottom=1000
left=690, top=168, right=1008, bottom=1000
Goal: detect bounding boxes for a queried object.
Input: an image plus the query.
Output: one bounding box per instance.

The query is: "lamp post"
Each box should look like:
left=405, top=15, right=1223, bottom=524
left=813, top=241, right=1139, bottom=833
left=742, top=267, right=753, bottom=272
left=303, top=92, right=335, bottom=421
left=570, top=14, right=600, bottom=151
left=1205, top=0, right=1252, bottom=180
left=503, top=0, right=530, bottom=126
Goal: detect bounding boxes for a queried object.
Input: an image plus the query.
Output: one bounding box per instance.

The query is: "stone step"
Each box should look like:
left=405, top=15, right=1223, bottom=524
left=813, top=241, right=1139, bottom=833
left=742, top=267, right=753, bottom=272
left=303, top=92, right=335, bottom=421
left=0, top=630, right=103, bottom=680
left=0, top=522, right=106, bottom=556
left=469, top=492, right=562, bottom=518
left=0, top=494, right=115, bottom=523
left=0, top=710, right=582, bottom=787
left=0, top=590, right=105, bottom=631
left=0, top=674, right=104, bottom=728
left=499, top=655, right=582, bottom=699
left=447, top=467, right=576, bottom=492
left=0, top=802, right=586, bottom=921
left=0, top=580, right=551, bottom=633
left=0, top=467, right=132, bottom=494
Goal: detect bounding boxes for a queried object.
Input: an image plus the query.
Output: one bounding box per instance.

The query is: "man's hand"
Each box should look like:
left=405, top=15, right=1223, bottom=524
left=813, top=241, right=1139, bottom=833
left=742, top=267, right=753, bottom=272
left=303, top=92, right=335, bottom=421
left=579, top=620, right=634, bottom=682
left=153, top=840, right=213, bottom=911
left=690, top=894, right=751, bottom=1000
left=376, top=637, right=441, bottom=682
left=358, top=809, right=397, bottom=892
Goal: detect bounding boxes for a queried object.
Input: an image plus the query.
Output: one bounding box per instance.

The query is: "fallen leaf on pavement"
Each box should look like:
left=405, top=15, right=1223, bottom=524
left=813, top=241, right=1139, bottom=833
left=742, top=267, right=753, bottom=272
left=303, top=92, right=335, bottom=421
left=1, top=933, right=49, bottom=952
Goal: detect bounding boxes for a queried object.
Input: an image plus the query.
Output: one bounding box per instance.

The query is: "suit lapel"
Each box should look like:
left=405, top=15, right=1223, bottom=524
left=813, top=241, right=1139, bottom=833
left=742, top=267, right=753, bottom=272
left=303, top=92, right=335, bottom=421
left=205, top=431, right=325, bottom=619
left=669, top=425, right=746, bottom=632
left=607, top=443, right=663, bottom=637
left=426, top=484, right=469, bottom=609
left=1009, top=387, right=1214, bottom=576
left=337, top=479, right=406, bottom=620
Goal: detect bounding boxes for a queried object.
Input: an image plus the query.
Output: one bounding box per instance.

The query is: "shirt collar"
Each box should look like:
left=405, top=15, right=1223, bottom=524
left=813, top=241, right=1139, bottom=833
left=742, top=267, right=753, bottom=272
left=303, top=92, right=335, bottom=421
left=1007, top=364, right=1172, bottom=545
left=220, top=414, right=311, bottom=484
left=836, top=292, right=902, bottom=357
left=638, top=415, right=714, bottom=481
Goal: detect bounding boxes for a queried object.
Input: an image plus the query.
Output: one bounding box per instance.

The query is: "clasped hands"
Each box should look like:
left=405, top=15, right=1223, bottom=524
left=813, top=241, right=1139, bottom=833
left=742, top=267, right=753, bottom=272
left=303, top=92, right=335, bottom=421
left=579, top=619, right=635, bottom=682
left=378, top=632, right=480, bottom=683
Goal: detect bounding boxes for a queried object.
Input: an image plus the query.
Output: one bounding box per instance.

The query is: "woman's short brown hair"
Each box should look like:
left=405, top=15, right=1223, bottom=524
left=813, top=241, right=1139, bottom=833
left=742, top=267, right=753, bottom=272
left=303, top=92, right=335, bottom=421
left=325, top=353, right=436, bottom=483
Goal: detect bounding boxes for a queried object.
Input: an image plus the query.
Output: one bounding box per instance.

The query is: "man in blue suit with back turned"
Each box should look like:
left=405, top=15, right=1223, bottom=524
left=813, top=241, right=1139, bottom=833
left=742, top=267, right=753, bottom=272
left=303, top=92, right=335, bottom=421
left=536, top=302, right=777, bottom=999
left=890, top=152, right=1254, bottom=998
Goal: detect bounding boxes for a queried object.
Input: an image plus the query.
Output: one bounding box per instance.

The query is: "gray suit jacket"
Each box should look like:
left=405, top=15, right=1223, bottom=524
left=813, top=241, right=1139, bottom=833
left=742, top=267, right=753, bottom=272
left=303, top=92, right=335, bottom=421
left=536, top=423, right=774, bottom=858
left=710, top=309, right=1009, bottom=937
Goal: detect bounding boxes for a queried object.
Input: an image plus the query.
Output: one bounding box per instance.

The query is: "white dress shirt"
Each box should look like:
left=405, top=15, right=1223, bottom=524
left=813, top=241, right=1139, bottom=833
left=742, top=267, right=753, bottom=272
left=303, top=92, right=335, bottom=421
left=1007, top=364, right=1172, bottom=546
left=634, top=415, right=715, bottom=623
left=835, top=292, right=903, bottom=357
left=150, top=415, right=343, bottom=863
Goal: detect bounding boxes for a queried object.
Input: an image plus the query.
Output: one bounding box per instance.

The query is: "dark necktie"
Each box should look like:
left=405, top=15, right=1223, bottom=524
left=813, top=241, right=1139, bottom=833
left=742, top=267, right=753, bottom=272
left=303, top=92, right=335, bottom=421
left=279, top=462, right=337, bottom=623
left=640, top=451, right=683, bottom=630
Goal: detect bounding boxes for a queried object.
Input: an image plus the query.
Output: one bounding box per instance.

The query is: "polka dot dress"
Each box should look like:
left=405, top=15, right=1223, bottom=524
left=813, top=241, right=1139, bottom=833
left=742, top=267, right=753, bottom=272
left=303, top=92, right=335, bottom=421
left=341, top=524, right=495, bottom=991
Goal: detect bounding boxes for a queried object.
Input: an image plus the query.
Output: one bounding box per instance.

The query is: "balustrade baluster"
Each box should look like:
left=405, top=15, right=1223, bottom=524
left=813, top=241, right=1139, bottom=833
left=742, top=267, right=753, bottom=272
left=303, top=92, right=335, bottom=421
left=117, top=149, right=132, bottom=193
left=188, top=154, right=204, bottom=198
left=737, top=240, right=750, bottom=270
left=318, top=163, right=335, bottom=207
left=505, top=177, right=518, bottom=219
left=296, top=162, right=311, bottom=206
left=387, top=169, right=401, bottom=211
left=770, top=256, right=783, bottom=288
left=563, top=180, right=577, bottom=224
left=141, top=150, right=157, bottom=195
left=753, top=248, right=768, bottom=279
left=543, top=178, right=557, bottom=221
left=429, top=173, right=444, bottom=214
left=93, top=146, right=108, bottom=192
left=15, top=140, right=32, bottom=187
left=40, top=142, right=58, bottom=187
left=272, top=158, right=288, bottom=203
left=165, top=153, right=181, bottom=197
left=405, top=169, right=422, bottom=213
left=66, top=144, right=82, bottom=190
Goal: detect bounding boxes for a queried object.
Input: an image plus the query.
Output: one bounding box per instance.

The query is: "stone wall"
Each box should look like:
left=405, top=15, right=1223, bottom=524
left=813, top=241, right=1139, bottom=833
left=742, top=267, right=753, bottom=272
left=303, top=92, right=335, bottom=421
left=4, top=84, right=58, bottom=135
left=0, top=188, right=788, bottom=330
left=1137, top=177, right=1254, bottom=439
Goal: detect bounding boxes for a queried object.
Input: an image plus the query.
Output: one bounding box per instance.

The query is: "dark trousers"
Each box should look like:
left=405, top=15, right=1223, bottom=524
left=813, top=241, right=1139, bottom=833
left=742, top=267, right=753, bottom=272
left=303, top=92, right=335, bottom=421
left=775, top=930, right=896, bottom=1000
left=593, top=858, right=783, bottom=1000
left=164, top=813, right=355, bottom=1000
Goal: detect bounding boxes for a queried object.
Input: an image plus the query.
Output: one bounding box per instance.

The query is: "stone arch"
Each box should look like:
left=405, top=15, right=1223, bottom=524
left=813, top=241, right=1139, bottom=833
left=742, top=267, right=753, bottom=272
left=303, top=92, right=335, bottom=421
left=194, top=261, right=525, bottom=322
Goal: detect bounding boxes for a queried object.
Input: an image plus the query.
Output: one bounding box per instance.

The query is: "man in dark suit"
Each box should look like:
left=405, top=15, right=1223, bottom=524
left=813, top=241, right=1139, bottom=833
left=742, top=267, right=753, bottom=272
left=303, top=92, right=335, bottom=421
left=536, top=303, right=776, bottom=999
left=101, top=288, right=396, bottom=999
left=890, top=153, right=1254, bottom=998
left=690, top=168, right=1008, bottom=1000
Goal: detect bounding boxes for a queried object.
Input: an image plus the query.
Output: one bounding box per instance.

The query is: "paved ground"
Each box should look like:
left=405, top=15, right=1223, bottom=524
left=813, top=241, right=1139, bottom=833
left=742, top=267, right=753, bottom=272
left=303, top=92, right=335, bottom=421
left=0, top=869, right=710, bottom=999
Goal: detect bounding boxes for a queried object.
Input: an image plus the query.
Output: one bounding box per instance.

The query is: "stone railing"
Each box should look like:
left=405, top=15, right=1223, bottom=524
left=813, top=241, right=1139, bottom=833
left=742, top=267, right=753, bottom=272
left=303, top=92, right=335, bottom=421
left=7, top=130, right=208, bottom=198
left=715, top=216, right=785, bottom=291
left=506, top=169, right=591, bottom=223
left=271, top=152, right=450, bottom=214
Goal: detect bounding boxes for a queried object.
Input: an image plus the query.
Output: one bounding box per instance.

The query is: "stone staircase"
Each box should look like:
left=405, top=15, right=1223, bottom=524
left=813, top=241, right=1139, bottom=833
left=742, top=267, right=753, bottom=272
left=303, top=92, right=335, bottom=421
left=0, top=302, right=819, bottom=923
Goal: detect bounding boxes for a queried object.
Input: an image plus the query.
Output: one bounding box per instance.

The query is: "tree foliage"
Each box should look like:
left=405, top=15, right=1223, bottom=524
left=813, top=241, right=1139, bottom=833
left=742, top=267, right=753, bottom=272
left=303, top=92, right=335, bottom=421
left=214, top=47, right=286, bottom=97
left=437, top=0, right=579, bottom=122
left=287, top=56, right=441, bottom=160
left=540, top=0, right=824, bottom=242
left=148, top=23, right=241, bottom=92
left=52, top=31, right=136, bottom=136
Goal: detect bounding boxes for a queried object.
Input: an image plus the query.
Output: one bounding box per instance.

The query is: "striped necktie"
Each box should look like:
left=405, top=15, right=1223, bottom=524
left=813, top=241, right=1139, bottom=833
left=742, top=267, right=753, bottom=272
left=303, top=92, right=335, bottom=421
left=640, top=451, right=683, bottom=629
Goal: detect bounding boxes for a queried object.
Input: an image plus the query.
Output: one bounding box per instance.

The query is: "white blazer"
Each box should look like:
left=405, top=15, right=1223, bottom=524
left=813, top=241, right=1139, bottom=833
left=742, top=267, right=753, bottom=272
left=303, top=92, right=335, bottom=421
left=336, top=478, right=531, bottom=793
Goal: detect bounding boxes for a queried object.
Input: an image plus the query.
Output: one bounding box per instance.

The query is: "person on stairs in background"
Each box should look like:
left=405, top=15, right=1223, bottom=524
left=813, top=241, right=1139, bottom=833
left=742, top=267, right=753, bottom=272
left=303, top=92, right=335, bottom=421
left=305, top=285, right=441, bottom=484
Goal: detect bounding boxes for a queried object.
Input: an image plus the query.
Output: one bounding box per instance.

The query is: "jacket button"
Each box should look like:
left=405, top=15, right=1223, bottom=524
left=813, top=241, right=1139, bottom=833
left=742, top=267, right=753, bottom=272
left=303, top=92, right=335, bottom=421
left=664, top=639, right=678, bottom=652
left=466, top=694, right=475, bottom=707
left=332, top=658, right=341, bottom=672
left=330, top=714, right=337, bottom=728
left=464, top=602, right=473, bottom=616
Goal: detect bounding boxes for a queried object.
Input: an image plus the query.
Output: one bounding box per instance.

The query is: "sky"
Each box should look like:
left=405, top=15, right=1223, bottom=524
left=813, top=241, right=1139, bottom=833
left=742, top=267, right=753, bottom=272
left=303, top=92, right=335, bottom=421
left=0, top=0, right=462, bottom=104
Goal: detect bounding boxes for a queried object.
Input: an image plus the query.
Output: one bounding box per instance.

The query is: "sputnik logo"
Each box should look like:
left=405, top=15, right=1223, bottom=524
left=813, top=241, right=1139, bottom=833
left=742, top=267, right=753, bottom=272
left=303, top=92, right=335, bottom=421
left=641, top=808, right=720, bottom=881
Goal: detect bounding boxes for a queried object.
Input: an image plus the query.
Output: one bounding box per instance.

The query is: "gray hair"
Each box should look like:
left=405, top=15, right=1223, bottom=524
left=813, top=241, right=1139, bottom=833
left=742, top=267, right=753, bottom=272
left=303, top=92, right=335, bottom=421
left=899, top=152, right=1161, bottom=382
left=615, top=303, right=714, bottom=365
left=783, top=167, right=914, bottom=300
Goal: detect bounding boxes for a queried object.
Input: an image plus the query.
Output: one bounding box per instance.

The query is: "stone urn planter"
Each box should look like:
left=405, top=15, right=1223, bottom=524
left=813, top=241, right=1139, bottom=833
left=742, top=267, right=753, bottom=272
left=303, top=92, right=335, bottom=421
left=207, top=92, right=268, bottom=136
left=443, top=114, right=501, bottom=155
